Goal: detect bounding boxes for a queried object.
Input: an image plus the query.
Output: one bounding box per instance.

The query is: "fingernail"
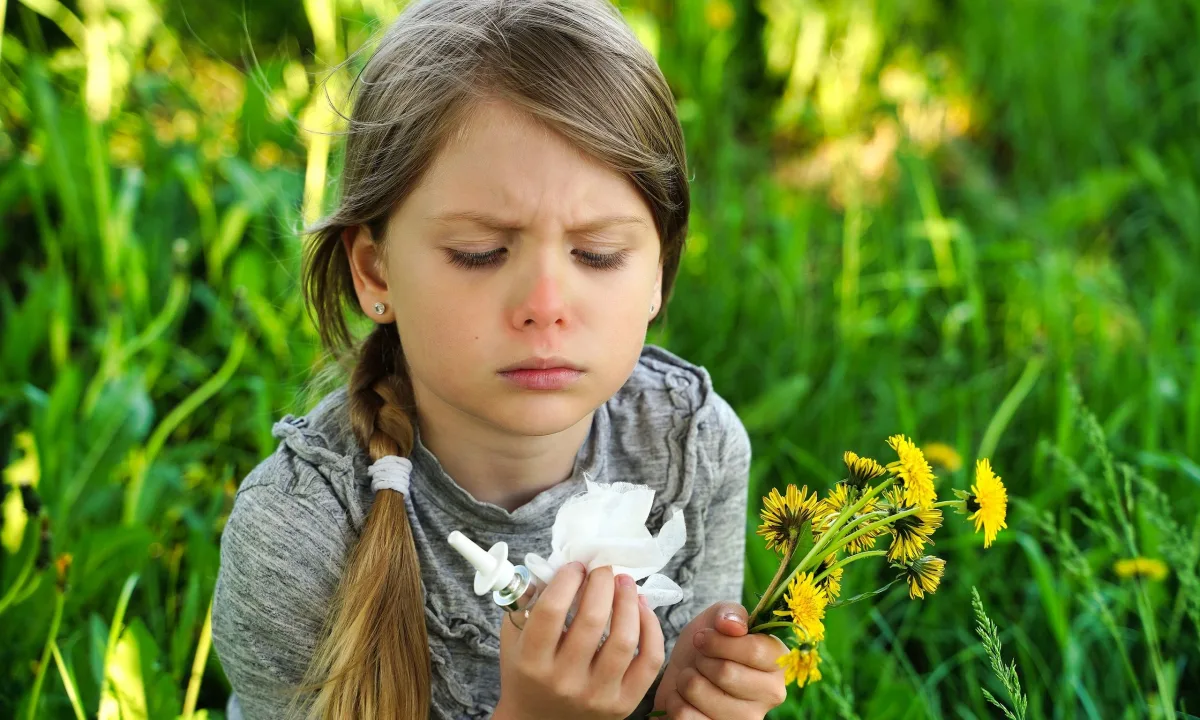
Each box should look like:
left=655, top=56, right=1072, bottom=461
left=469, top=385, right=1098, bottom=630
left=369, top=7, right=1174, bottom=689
left=617, top=574, right=634, bottom=589
left=638, top=594, right=650, bottom=608
left=722, top=611, right=747, bottom=627
left=693, top=629, right=708, bottom=648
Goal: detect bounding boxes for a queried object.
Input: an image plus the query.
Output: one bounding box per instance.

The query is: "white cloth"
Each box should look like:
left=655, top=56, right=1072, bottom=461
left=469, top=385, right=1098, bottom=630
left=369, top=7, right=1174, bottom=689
left=368, top=455, right=413, bottom=495
left=524, top=479, right=687, bottom=610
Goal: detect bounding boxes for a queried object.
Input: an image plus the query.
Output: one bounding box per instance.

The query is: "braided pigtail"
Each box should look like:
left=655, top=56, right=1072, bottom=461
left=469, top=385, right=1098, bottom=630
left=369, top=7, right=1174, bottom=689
left=293, top=323, right=431, bottom=719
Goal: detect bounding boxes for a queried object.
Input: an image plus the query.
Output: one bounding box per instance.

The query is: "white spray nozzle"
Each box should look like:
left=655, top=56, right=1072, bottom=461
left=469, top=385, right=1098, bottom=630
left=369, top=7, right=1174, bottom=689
left=447, top=530, right=516, bottom=596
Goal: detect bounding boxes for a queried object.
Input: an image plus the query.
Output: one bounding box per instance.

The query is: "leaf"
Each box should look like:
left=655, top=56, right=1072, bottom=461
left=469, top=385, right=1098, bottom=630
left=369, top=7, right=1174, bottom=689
left=99, top=621, right=149, bottom=720
left=2, top=487, right=28, bottom=554
left=1014, top=532, right=1068, bottom=651
left=739, top=374, right=811, bottom=433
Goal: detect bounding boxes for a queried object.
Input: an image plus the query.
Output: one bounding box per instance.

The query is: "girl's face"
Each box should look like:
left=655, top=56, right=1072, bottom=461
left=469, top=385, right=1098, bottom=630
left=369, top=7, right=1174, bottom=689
left=359, top=99, right=663, bottom=438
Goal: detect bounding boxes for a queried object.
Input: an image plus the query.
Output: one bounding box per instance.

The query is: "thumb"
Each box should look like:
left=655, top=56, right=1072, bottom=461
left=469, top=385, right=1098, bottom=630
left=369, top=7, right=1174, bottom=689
left=710, top=601, right=749, bottom=637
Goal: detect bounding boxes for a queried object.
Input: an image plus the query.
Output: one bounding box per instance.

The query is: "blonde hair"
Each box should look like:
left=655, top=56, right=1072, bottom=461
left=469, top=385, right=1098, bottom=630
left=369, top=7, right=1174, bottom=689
left=294, top=0, right=690, bottom=717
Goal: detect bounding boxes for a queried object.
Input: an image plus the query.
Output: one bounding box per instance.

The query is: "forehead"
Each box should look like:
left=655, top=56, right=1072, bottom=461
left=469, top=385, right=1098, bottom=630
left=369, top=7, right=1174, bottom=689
left=401, top=99, right=652, bottom=224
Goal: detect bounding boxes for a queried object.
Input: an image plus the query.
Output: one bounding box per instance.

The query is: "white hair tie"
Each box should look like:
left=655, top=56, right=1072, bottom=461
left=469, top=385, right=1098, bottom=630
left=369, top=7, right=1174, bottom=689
left=368, top=455, right=413, bottom=495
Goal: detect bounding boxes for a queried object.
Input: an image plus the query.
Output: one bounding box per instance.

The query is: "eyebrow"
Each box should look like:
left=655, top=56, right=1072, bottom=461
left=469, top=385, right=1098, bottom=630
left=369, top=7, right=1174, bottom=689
left=427, top=210, right=649, bottom=234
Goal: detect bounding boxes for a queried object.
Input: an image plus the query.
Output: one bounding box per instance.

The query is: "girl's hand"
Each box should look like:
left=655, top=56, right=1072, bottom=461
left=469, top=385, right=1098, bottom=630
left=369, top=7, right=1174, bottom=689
left=653, top=602, right=788, bottom=719
left=494, top=563, right=666, bottom=720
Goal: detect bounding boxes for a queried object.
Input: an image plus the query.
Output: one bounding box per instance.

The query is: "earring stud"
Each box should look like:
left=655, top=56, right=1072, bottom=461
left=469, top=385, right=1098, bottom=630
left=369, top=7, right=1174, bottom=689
left=373, top=302, right=386, bottom=315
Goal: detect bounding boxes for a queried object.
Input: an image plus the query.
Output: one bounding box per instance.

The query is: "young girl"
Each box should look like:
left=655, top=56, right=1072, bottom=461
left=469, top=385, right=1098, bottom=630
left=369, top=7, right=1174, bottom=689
left=211, top=0, right=787, bottom=718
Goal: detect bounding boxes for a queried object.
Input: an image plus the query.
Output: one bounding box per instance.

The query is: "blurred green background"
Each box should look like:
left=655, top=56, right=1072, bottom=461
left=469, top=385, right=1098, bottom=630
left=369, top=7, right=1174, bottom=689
left=2, top=0, right=1198, bottom=717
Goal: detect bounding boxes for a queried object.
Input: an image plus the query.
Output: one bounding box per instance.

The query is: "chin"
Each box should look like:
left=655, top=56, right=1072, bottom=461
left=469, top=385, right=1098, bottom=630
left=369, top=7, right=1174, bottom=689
left=478, top=391, right=601, bottom=437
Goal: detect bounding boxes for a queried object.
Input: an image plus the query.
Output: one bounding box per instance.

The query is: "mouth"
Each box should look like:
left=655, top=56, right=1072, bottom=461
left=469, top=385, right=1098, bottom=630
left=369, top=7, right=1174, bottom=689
left=497, top=356, right=584, bottom=372
left=497, top=356, right=585, bottom=391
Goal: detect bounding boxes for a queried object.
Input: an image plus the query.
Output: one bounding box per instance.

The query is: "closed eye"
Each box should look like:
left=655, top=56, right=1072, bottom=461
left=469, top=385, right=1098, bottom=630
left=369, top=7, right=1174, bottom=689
left=573, top=249, right=629, bottom=270
left=442, top=247, right=630, bottom=271
left=444, top=248, right=506, bottom=269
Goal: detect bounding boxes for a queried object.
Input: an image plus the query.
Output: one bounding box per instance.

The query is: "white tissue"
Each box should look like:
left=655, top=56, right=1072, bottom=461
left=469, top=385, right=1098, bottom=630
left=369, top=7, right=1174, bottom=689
left=524, top=479, right=687, bottom=610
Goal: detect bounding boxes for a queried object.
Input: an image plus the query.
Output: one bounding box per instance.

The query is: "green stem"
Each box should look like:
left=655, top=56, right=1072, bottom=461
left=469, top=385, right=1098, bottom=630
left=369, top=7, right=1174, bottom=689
left=748, top=539, right=798, bottom=627
left=829, top=578, right=902, bottom=608
left=748, top=621, right=794, bottom=634
left=25, top=588, right=65, bottom=720
left=812, top=550, right=887, bottom=585
left=123, top=329, right=248, bottom=525
left=766, top=478, right=897, bottom=612
left=836, top=507, right=920, bottom=558
left=181, top=599, right=214, bottom=718
left=0, top=518, right=41, bottom=617
left=99, top=574, right=140, bottom=709
left=51, top=643, right=86, bottom=720
left=840, top=509, right=886, bottom=534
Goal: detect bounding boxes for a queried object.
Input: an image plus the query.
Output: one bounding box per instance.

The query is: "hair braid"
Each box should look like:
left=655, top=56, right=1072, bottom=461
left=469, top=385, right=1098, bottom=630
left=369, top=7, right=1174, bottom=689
left=292, top=323, right=431, bottom=719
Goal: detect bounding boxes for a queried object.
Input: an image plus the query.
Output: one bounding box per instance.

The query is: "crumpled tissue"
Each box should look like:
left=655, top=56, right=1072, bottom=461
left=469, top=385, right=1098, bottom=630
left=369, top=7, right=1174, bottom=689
left=524, top=479, right=687, bottom=610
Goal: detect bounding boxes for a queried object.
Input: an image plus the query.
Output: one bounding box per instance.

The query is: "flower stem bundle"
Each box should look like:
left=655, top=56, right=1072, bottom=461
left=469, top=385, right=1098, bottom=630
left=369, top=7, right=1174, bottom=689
left=748, top=436, right=1010, bottom=688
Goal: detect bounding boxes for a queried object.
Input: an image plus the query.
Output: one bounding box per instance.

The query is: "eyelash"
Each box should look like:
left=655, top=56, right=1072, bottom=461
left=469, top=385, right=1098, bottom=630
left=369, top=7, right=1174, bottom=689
left=444, top=248, right=629, bottom=271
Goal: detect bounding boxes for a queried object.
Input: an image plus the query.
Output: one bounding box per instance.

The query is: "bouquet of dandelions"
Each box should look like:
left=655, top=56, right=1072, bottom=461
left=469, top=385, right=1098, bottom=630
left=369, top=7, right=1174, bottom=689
left=746, top=434, right=1010, bottom=688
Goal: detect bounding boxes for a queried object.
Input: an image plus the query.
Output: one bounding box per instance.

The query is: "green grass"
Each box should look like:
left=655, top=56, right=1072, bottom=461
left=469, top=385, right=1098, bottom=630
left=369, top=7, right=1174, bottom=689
left=2, top=0, right=1198, bottom=717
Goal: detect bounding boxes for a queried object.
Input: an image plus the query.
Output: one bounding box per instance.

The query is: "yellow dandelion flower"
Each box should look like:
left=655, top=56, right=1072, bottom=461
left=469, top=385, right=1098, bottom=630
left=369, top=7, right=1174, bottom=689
left=966, top=459, right=1008, bottom=548
left=758, top=484, right=820, bottom=555
left=887, top=434, right=937, bottom=509
left=813, top=483, right=883, bottom=554
left=816, top=553, right=843, bottom=601
left=1113, top=557, right=1168, bottom=582
left=844, top=450, right=887, bottom=490
left=777, top=641, right=822, bottom=687
left=902, top=555, right=946, bottom=599
left=773, top=572, right=827, bottom=642
left=881, top=487, right=943, bottom=563
left=922, top=442, right=962, bottom=472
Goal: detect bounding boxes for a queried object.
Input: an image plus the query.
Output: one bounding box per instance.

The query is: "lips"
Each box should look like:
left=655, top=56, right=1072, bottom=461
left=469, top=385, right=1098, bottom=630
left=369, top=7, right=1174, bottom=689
left=497, top=356, right=584, bottom=391
left=498, top=356, right=583, bottom=372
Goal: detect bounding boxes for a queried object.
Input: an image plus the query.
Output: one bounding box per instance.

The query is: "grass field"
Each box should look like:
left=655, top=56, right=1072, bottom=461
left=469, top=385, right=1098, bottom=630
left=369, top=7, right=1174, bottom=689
left=2, top=0, right=1199, bottom=717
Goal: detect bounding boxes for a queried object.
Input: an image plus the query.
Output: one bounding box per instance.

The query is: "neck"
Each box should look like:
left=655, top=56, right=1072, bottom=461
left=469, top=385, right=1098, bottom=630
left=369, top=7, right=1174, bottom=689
left=412, top=388, right=594, bottom=512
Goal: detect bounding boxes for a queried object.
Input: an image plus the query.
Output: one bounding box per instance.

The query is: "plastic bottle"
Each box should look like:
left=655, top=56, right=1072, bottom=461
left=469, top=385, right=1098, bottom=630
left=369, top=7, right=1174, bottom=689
left=447, top=530, right=543, bottom=628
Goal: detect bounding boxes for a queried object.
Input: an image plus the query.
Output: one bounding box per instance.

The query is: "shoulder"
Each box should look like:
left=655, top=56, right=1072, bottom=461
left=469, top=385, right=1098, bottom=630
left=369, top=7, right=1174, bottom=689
left=604, top=344, right=750, bottom=503
left=214, top=387, right=366, bottom=625
left=619, top=344, right=749, bottom=457
left=212, top=389, right=363, bottom=695
left=232, top=386, right=373, bottom=533
left=217, top=386, right=364, bottom=606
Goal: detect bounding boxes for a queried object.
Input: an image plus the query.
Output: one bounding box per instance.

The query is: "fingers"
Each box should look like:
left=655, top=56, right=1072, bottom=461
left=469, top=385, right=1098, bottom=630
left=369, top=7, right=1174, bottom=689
left=522, top=561, right=586, bottom=658
left=622, top=594, right=666, bottom=694
left=560, top=565, right=615, bottom=661
left=709, top=601, right=749, bottom=637
left=658, top=690, right=713, bottom=720
left=499, top=604, right=521, bottom=652
left=591, top=574, right=640, bottom=681
left=693, top=628, right=789, bottom=673
left=675, top=666, right=748, bottom=719
left=694, top=654, right=787, bottom=705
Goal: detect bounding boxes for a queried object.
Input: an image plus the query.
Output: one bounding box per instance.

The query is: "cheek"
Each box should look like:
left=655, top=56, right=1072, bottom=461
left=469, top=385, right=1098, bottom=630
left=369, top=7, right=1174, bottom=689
left=579, top=277, right=654, bottom=381
left=388, top=264, right=491, bottom=381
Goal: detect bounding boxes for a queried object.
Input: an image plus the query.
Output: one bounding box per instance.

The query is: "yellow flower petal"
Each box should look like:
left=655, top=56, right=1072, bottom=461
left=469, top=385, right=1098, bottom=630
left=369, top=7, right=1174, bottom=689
left=1113, top=557, right=1168, bottom=582
left=887, top=434, right=937, bottom=509
left=777, top=642, right=822, bottom=687
left=772, top=572, right=828, bottom=642
left=758, top=484, right=820, bottom=555
left=968, top=459, right=1008, bottom=548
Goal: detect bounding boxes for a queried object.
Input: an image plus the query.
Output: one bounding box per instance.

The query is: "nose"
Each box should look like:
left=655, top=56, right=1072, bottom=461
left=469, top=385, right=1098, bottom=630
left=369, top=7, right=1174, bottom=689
left=509, top=254, right=568, bottom=331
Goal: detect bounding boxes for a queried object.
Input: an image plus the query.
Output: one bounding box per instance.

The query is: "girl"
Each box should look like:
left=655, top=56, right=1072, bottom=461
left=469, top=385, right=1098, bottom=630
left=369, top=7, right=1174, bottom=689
left=210, top=0, right=788, bottom=718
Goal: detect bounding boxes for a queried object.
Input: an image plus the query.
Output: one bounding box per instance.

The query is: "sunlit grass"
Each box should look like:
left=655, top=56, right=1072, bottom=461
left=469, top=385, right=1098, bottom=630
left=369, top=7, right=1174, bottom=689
left=2, top=0, right=1198, bottom=717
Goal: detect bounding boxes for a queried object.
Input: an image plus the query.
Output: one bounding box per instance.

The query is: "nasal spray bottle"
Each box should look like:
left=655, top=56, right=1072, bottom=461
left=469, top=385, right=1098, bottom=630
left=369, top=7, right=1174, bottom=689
left=447, top=530, right=543, bottom=629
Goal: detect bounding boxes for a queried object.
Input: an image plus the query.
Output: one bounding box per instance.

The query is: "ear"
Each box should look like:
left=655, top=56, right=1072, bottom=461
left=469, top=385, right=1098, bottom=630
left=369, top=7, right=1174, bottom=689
left=342, top=225, right=393, bottom=321
left=650, top=263, right=663, bottom=320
